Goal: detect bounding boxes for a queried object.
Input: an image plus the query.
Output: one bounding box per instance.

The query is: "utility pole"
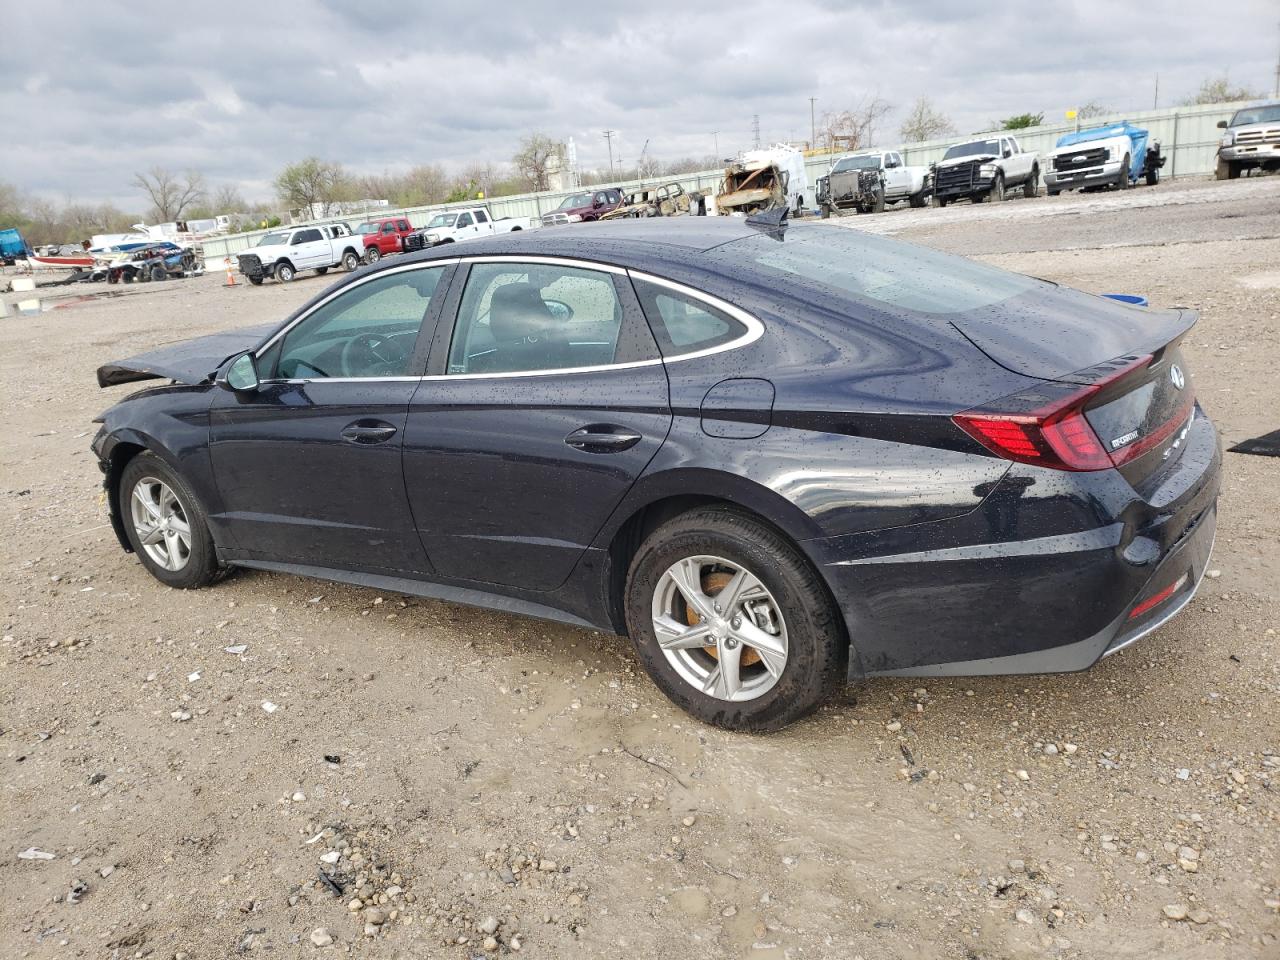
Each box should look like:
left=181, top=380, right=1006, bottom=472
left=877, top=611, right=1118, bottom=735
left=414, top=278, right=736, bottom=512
left=602, top=130, right=615, bottom=178
left=809, top=97, right=817, bottom=150
left=751, top=114, right=761, bottom=149
left=712, top=131, right=719, bottom=159
left=1153, top=73, right=1159, bottom=110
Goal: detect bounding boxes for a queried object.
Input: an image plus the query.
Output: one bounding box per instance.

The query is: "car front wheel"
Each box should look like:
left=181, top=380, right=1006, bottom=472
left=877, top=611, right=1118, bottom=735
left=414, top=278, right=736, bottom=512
left=276, top=262, right=295, bottom=283
left=625, top=507, right=847, bottom=731
left=364, top=247, right=381, bottom=264
left=120, top=452, right=223, bottom=589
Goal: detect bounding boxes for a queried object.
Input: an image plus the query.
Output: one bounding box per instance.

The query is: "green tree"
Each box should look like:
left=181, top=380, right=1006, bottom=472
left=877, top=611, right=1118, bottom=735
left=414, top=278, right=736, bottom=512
left=998, top=112, right=1044, bottom=130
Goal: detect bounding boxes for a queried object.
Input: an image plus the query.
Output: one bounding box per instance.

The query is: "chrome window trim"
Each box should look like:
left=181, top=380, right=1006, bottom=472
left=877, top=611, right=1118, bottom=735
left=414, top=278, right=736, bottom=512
left=249, top=255, right=765, bottom=385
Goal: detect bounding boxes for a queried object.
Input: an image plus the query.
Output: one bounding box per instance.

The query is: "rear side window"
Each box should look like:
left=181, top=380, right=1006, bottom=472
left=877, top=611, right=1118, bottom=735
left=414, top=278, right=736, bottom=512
left=633, top=279, right=745, bottom=355
left=474, top=210, right=489, bottom=223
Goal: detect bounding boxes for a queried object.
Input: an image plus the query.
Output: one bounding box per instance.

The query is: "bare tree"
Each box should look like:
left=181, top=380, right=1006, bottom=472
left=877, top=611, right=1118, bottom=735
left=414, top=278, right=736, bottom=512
left=1182, top=75, right=1263, bottom=106
left=133, top=167, right=206, bottom=221
left=899, top=96, right=957, bottom=143
left=817, top=95, right=892, bottom=153
left=512, top=133, right=565, bottom=191
left=273, top=157, right=349, bottom=218
left=1076, top=101, right=1110, bottom=120
left=210, top=183, right=247, bottom=213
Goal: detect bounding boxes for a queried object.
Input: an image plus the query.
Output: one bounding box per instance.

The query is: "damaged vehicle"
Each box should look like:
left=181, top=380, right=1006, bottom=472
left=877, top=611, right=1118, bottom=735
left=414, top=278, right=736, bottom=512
left=715, top=145, right=808, bottom=217
left=600, top=183, right=695, bottom=220
left=92, top=219, right=1220, bottom=732
left=97, top=242, right=200, bottom=284
left=817, top=151, right=932, bottom=217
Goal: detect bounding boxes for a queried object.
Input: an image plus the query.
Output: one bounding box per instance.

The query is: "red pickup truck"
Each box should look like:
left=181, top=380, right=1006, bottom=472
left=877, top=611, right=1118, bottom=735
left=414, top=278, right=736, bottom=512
left=356, top=216, right=415, bottom=262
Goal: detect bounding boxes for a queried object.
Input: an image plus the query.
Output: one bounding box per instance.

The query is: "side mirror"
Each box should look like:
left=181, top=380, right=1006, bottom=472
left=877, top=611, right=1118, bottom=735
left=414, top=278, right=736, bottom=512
left=1216, top=119, right=1227, bottom=129
left=224, top=352, right=260, bottom=392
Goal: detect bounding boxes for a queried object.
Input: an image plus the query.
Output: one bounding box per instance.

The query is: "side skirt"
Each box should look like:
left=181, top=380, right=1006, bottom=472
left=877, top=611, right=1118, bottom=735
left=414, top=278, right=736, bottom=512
left=228, top=558, right=607, bottom=633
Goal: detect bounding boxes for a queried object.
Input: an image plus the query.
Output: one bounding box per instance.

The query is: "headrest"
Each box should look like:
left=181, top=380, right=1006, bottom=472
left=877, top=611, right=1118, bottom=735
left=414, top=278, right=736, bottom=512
left=490, top=283, right=556, bottom=342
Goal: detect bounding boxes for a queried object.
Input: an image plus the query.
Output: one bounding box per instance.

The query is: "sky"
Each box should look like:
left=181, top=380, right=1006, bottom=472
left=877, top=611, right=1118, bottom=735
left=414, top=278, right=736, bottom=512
left=4, top=0, right=1278, bottom=210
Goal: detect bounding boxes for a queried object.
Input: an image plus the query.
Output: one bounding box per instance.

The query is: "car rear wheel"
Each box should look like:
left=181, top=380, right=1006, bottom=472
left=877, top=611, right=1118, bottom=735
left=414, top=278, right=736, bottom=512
left=120, top=452, right=223, bottom=590
left=1023, top=166, right=1039, bottom=198
left=625, top=507, right=847, bottom=731
left=276, top=262, right=295, bottom=283
left=1145, top=166, right=1160, bottom=187
left=342, top=251, right=360, bottom=271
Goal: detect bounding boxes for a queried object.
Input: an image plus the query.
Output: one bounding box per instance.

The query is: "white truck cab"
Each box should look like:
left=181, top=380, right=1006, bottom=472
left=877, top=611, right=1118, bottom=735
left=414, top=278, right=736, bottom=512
left=236, top=223, right=366, bottom=285
left=932, top=135, right=1040, bottom=206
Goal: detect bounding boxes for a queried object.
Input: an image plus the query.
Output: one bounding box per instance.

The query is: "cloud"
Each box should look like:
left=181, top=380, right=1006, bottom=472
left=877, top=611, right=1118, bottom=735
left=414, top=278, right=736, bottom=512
left=2, top=0, right=1276, bottom=209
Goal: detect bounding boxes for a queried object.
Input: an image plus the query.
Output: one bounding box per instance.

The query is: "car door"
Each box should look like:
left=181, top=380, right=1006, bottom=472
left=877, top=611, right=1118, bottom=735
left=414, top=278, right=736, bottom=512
left=402, top=257, right=671, bottom=591
left=291, top=228, right=326, bottom=269
left=884, top=153, right=908, bottom=196
left=208, top=262, right=456, bottom=574
left=454, top=211, right=475, bottom=239
left=473, top=209, right=494, bottom=236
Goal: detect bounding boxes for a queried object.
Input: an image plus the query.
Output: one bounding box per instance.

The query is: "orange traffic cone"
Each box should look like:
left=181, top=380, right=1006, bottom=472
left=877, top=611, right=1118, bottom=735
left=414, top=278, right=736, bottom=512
left=223, top=257, right=237, bottom=287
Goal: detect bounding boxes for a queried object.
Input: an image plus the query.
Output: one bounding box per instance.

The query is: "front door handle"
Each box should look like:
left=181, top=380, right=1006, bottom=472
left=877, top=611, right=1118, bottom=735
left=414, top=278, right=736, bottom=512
left=564, top=425, right=643, bottom=453
left=341, top=420, right=398, bottom=445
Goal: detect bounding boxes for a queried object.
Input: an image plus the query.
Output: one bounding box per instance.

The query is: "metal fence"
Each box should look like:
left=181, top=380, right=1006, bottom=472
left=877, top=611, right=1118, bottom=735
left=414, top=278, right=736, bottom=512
left=199, top=100, right=1246, bottom=262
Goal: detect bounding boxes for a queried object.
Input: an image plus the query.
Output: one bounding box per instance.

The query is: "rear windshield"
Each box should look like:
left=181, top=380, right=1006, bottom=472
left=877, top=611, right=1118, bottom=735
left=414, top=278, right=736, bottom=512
left=723, top=226, right=1039, bottom=316
left=1230, top=104, right=1280, bottom=126
left=943, top=139, right=1001, bottom=160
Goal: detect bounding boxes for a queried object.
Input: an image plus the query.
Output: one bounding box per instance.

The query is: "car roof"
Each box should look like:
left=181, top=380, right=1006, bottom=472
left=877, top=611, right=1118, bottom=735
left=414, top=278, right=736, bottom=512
left=385, top=218, right=763, bottom=275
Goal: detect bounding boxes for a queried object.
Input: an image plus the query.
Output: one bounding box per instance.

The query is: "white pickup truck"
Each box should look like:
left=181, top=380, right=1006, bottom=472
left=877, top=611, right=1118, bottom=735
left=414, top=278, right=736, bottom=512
left=402, top=205, right=535, bottom=251
left=236, top=223, right=366, bottom=284
left=932, top=135, right=1040, bottom=207
left=816, top=150, right=932, bottom=215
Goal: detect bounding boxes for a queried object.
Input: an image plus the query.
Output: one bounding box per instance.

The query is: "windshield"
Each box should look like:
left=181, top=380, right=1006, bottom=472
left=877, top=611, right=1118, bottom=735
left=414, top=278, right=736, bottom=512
left=719, top=226, right=1039, bottom=317
left=943, top=140, right=1001, bottom=160
left=556, top=193, right=593, bottom=210
left=832, top=155, right=881, bottom=173
left=426, top=214, right=457, bottom=228
left=257, top=232, right=291, bottom=246
left=356, top=223, right=380, bottom=234
left=1230, top=104, right=1280, bottom=126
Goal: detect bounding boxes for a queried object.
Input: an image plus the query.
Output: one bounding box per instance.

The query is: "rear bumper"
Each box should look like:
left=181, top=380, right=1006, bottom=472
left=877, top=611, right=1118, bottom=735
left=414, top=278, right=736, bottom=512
left=805, top=408, right=1221, bottom=678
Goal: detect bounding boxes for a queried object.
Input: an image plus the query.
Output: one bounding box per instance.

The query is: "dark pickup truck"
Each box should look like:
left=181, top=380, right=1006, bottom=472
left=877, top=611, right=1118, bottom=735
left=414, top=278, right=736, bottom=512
left=541, top=188, right=624, bottom=226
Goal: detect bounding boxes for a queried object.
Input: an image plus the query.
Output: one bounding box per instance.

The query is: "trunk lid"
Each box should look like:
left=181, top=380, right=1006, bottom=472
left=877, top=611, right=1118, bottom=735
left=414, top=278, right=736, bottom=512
left=952, top=289, right=1200, bottom=484
left=96, top=322, right=276, bottom=387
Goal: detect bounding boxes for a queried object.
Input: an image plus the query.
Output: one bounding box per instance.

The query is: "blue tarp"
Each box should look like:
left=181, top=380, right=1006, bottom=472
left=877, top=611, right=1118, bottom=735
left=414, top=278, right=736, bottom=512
left=1055, top=124, right=1150, bottom=182
left=0, top=227, right=28, bottom=258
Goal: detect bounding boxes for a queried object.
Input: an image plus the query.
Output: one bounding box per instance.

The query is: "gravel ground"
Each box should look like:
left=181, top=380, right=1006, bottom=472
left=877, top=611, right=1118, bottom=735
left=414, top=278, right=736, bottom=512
left=2, top=176, right=1278, bottom=960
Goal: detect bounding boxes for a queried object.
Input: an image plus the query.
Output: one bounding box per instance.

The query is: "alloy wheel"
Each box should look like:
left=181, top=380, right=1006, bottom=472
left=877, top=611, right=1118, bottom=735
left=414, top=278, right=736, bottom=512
left=651, top=555, right=789, bottom=702
left=130, top=476, right=192, bottom=571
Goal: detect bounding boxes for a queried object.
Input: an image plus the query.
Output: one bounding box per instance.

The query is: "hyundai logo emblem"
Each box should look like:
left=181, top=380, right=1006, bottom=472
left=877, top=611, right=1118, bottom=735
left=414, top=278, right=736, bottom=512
left=1170, top=364, right=1185, bottom=390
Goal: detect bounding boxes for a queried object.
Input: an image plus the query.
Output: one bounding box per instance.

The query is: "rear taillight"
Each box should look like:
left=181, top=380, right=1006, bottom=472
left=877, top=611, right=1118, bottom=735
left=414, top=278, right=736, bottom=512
left=953, top=355, right=1153, bottom=472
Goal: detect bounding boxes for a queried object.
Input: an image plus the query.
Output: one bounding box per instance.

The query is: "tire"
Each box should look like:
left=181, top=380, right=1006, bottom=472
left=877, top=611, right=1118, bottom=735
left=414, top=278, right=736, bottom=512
left=149, top=264, right=167, bottom=282
left=871, top=189, right=885, bottom=214
left=119, top=451, right=224, bottom=590
left=249, top=276, right=264, bottom=286
left=1116, top=155, right=1131, bottom=190
left=510, top=226, right=522, bottom=232
left=1145, top=166, right=1160, bottom=187
left=316, top=266, right=329, bottom=276
left=1047, top=189, right=1060, bottom=197
left=1227, top=161, right=1241, bottom=180
left=987, top=173, right=1004, bottom=203
left=624, top=507, right=848, bottom=732
left=342, top=250, right=360, bottom=272
left=936, top=196, right=948, bottom=208
left=1022, top=166, right=1039, bottom=198
left=364, top=248, right=382, bottom=264
left=276, top=262, right=295, bottom=283
left=908, top=188, right=931, bottom=208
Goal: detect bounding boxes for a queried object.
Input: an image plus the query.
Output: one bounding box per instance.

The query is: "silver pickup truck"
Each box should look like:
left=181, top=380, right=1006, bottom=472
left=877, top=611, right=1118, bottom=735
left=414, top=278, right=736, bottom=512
left=1216, top=102, right=1280, bottom=180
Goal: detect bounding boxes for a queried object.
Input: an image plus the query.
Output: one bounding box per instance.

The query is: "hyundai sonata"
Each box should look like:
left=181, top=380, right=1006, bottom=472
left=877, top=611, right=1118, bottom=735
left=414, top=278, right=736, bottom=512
left=93, top=217, right=1220, bottom=730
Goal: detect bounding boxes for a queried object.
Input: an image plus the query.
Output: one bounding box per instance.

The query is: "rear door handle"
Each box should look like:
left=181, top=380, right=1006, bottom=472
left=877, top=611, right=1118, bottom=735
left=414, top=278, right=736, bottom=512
left=564, top=425, right=643, bottom=453
left=341, top=420, right=398, bottom=445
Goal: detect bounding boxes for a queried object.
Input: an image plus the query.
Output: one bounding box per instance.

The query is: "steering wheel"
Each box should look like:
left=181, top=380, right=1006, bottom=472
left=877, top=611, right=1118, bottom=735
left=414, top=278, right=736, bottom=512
left=341, top=332, right=408, bottom=377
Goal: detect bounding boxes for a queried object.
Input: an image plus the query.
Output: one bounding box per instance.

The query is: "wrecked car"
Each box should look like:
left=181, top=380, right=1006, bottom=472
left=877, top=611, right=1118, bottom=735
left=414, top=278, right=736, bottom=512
left=97, top=242, right=200, bottom=284
left=715, top=145, right=808, bottom=217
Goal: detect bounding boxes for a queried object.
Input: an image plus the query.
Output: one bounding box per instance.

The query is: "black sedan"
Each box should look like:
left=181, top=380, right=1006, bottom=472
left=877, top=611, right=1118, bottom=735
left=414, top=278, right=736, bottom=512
left=92, top=218, right=1220, bottom=731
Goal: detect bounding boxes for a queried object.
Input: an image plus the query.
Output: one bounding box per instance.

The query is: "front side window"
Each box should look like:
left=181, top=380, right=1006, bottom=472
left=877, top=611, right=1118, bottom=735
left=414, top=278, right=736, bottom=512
left=271, top=267, right=444, bottom=379
left=293, top=229, right=322, bottom=244
left=634, top=280, right=745, bottom=355
left=456, top=213, right=474, bottom=228
left=447, top=262, right=625, bottom=375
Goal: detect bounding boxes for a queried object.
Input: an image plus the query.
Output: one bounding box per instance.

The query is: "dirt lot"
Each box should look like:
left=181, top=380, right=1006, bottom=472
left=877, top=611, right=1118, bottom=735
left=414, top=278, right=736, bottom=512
left=2, top=176, right=1278, bottom=960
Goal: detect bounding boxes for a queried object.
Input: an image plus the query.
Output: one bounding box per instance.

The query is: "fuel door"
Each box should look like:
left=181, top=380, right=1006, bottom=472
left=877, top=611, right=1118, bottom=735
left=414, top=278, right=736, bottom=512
left=700, top=378, right=775, bottom=439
